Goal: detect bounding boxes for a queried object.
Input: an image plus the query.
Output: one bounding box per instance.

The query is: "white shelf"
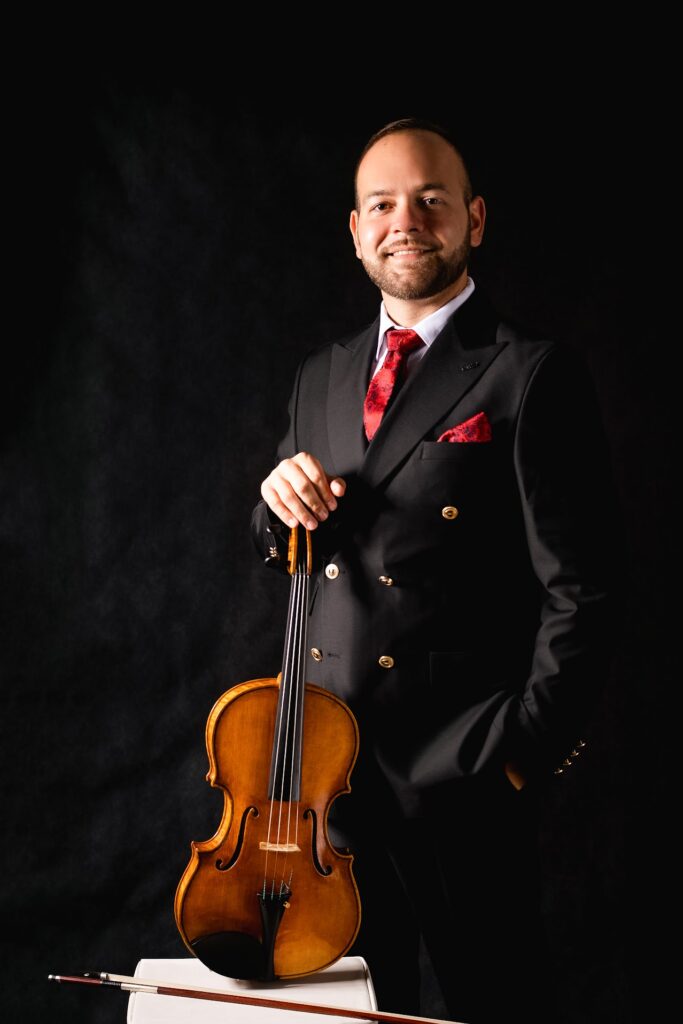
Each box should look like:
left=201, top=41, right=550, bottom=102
left=127, top=956, right=377, bottom=1023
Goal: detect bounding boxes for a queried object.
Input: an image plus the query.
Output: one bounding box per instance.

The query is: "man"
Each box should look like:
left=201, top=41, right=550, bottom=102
left=251, top=118, right=620, bottom=1022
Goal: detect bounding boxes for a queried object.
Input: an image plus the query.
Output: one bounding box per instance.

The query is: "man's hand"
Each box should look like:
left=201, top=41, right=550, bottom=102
left=261, top=452, right=346, bottom=530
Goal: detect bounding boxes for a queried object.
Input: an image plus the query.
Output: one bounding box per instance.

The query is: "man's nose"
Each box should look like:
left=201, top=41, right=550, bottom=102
left=390, top=199, right=426, bottom=234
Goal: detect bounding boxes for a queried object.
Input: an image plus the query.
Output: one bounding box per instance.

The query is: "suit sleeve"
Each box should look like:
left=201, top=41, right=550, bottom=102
left=500, top=342, right=624, bottom=779
left=250, top=353, right=307, bottom=573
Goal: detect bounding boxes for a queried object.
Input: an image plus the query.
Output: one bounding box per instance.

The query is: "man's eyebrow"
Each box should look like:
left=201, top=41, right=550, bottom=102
left=362, top=182, right=451, bottom=205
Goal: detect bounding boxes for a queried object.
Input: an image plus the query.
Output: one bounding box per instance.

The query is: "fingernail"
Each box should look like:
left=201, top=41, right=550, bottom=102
left=327, top=500, right=337, bottom=511
left=306, top=519, right=316, bottom=530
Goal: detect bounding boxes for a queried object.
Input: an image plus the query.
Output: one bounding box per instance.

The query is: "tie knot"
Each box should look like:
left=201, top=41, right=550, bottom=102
left=385, top=328, right=423, bottom=355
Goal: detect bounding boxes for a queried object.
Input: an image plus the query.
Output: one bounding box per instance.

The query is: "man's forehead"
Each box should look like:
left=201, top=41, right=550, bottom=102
left=357, top=132, right=465, bottom=203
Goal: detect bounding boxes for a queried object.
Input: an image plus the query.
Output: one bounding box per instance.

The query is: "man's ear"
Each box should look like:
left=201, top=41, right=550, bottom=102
left=349, top=209, right=362, bottom=259
left=468, top=196, right=486, bottom=248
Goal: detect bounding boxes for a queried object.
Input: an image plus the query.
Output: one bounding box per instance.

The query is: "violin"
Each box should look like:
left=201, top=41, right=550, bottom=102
left=174, top=525, right=361, bottom=981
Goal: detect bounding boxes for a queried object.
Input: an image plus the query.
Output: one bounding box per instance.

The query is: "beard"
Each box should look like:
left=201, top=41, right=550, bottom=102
left=359, top=222, right=472, bottom=301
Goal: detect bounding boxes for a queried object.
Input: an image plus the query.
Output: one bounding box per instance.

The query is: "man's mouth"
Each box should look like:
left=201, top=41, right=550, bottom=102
left=387, top=248, right=433, bottom=259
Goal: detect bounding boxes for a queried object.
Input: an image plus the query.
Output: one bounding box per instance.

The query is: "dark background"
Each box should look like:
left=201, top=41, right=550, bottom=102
left=2, top=60, right=674, bottom=1023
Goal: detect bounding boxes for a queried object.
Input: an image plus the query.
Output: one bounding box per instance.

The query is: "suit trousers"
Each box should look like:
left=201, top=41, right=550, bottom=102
left=329, top=773, right=558, bottom=1024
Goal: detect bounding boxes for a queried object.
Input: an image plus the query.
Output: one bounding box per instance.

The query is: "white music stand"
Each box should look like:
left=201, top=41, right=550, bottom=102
left=127, top=956, right=377, bottom=1023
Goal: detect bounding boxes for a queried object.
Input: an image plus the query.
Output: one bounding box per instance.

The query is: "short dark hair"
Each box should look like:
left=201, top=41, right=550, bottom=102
left=353, top=117, right=473, bottom=211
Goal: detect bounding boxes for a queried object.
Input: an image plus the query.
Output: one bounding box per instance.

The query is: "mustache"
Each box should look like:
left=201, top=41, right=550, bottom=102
left=383, top=244, right=438, bottom=256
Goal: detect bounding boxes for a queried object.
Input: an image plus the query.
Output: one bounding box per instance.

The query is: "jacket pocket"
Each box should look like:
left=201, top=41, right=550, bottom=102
left=420, top=440, right=493, bottom=460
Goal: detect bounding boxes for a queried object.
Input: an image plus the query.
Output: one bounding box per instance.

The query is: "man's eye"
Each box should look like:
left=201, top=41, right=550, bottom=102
left=370, top=197, right=440, bottom=212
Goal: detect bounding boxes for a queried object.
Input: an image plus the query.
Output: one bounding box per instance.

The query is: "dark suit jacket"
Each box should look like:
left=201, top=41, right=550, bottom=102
left=251, top=285, right=621, bottom=821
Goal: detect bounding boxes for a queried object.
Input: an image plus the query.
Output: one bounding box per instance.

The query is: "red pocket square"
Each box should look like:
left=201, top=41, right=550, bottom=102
left=437, top=411, right=492, bottom=443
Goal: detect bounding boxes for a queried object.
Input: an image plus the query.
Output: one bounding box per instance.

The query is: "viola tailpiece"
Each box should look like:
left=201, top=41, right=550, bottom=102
left=174, top=524, right=360, bottom=981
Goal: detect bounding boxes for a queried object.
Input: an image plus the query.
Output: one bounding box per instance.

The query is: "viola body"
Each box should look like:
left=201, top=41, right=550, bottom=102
left=174, top=675, right=361, bottom=980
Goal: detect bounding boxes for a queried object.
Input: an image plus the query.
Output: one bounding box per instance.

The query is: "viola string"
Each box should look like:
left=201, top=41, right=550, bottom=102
left=293, top=573, right=307, bottom=870
left=263, top=553, right=298, bottom=895
left=278, top=570, right=299, bottom=893
left=284, top=569, right=306, bottom=892
left=272, top=567, right=300, bottom=893
left=280, top=570, right=299, bottom=892
left=282, top=570, right=306, bottom=893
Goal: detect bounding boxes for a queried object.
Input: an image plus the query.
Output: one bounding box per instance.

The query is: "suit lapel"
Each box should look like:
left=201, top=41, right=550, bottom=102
left=359, top=286, right=507, bottom=490
left=326, top=286, right=508, bottom=487
left=326, top=317, right=377, bottom=476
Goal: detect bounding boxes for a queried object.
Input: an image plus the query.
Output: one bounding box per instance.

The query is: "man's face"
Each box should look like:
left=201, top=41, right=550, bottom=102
left=349, top=130, right=485, bottom=301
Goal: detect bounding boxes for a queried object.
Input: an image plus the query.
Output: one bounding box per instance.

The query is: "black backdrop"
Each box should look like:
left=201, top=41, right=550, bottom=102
left=2, top=65, right=674, bottom=1024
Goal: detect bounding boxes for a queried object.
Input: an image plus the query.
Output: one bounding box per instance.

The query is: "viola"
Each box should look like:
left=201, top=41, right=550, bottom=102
left=174, top=526, right=361, bottom=981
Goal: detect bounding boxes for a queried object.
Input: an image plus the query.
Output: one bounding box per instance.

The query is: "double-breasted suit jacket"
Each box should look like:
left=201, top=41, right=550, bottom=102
left=251, top=285, right=620, bottom=822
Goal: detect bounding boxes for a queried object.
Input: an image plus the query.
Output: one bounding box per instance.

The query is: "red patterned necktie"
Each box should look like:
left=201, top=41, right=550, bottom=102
left=363, top=328, right=424, bottom=441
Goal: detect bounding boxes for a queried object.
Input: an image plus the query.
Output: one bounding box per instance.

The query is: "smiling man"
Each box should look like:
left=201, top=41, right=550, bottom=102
left=349, top=128, right=483, bottom=317
left=251, top=117, right=620, bottom=1023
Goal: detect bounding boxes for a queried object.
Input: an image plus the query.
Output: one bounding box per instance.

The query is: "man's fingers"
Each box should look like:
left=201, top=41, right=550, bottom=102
left=295, top=458, right=346, bottom=511
left=260, top=482, right=299, bottom=529
left=261, top=477, right=317, bottom=529
left=329, top=477, right=346, bottom=501
left=292, top=452, right=338, bottom=511
left=283, top=457, right=331, bottom=520
left=262, top=459, right=331, bottom=529
left=261, top=455, right=347, bottom=529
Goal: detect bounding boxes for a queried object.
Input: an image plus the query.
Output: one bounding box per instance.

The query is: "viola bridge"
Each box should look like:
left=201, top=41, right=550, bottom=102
left=258, top=841, right=301, bottom=853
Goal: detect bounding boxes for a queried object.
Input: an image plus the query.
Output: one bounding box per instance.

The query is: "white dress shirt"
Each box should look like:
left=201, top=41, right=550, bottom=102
left=370, top=276, right=475, bottom=381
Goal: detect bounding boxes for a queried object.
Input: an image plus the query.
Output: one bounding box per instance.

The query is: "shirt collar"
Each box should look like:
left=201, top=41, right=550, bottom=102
left=376, top=276, right=476, bottom=358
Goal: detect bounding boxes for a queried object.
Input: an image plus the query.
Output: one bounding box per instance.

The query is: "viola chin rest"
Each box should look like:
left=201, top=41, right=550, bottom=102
left=191, top=931, right=265, bottom=980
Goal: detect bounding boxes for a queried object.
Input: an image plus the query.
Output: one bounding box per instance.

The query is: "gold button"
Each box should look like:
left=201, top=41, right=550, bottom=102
left=325, top=563, right=340, bottom=580
left=378, top=655, right=394, bottom=669
left=310, top=648, right=323, bottom=661
left=441, top=506, right=459, bottom=520
left=378, top=575, right=394, bottom=586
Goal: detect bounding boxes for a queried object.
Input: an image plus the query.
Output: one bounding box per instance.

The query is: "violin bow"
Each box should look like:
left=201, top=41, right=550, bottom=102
left=48, top=971, right=464, bottom=1024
